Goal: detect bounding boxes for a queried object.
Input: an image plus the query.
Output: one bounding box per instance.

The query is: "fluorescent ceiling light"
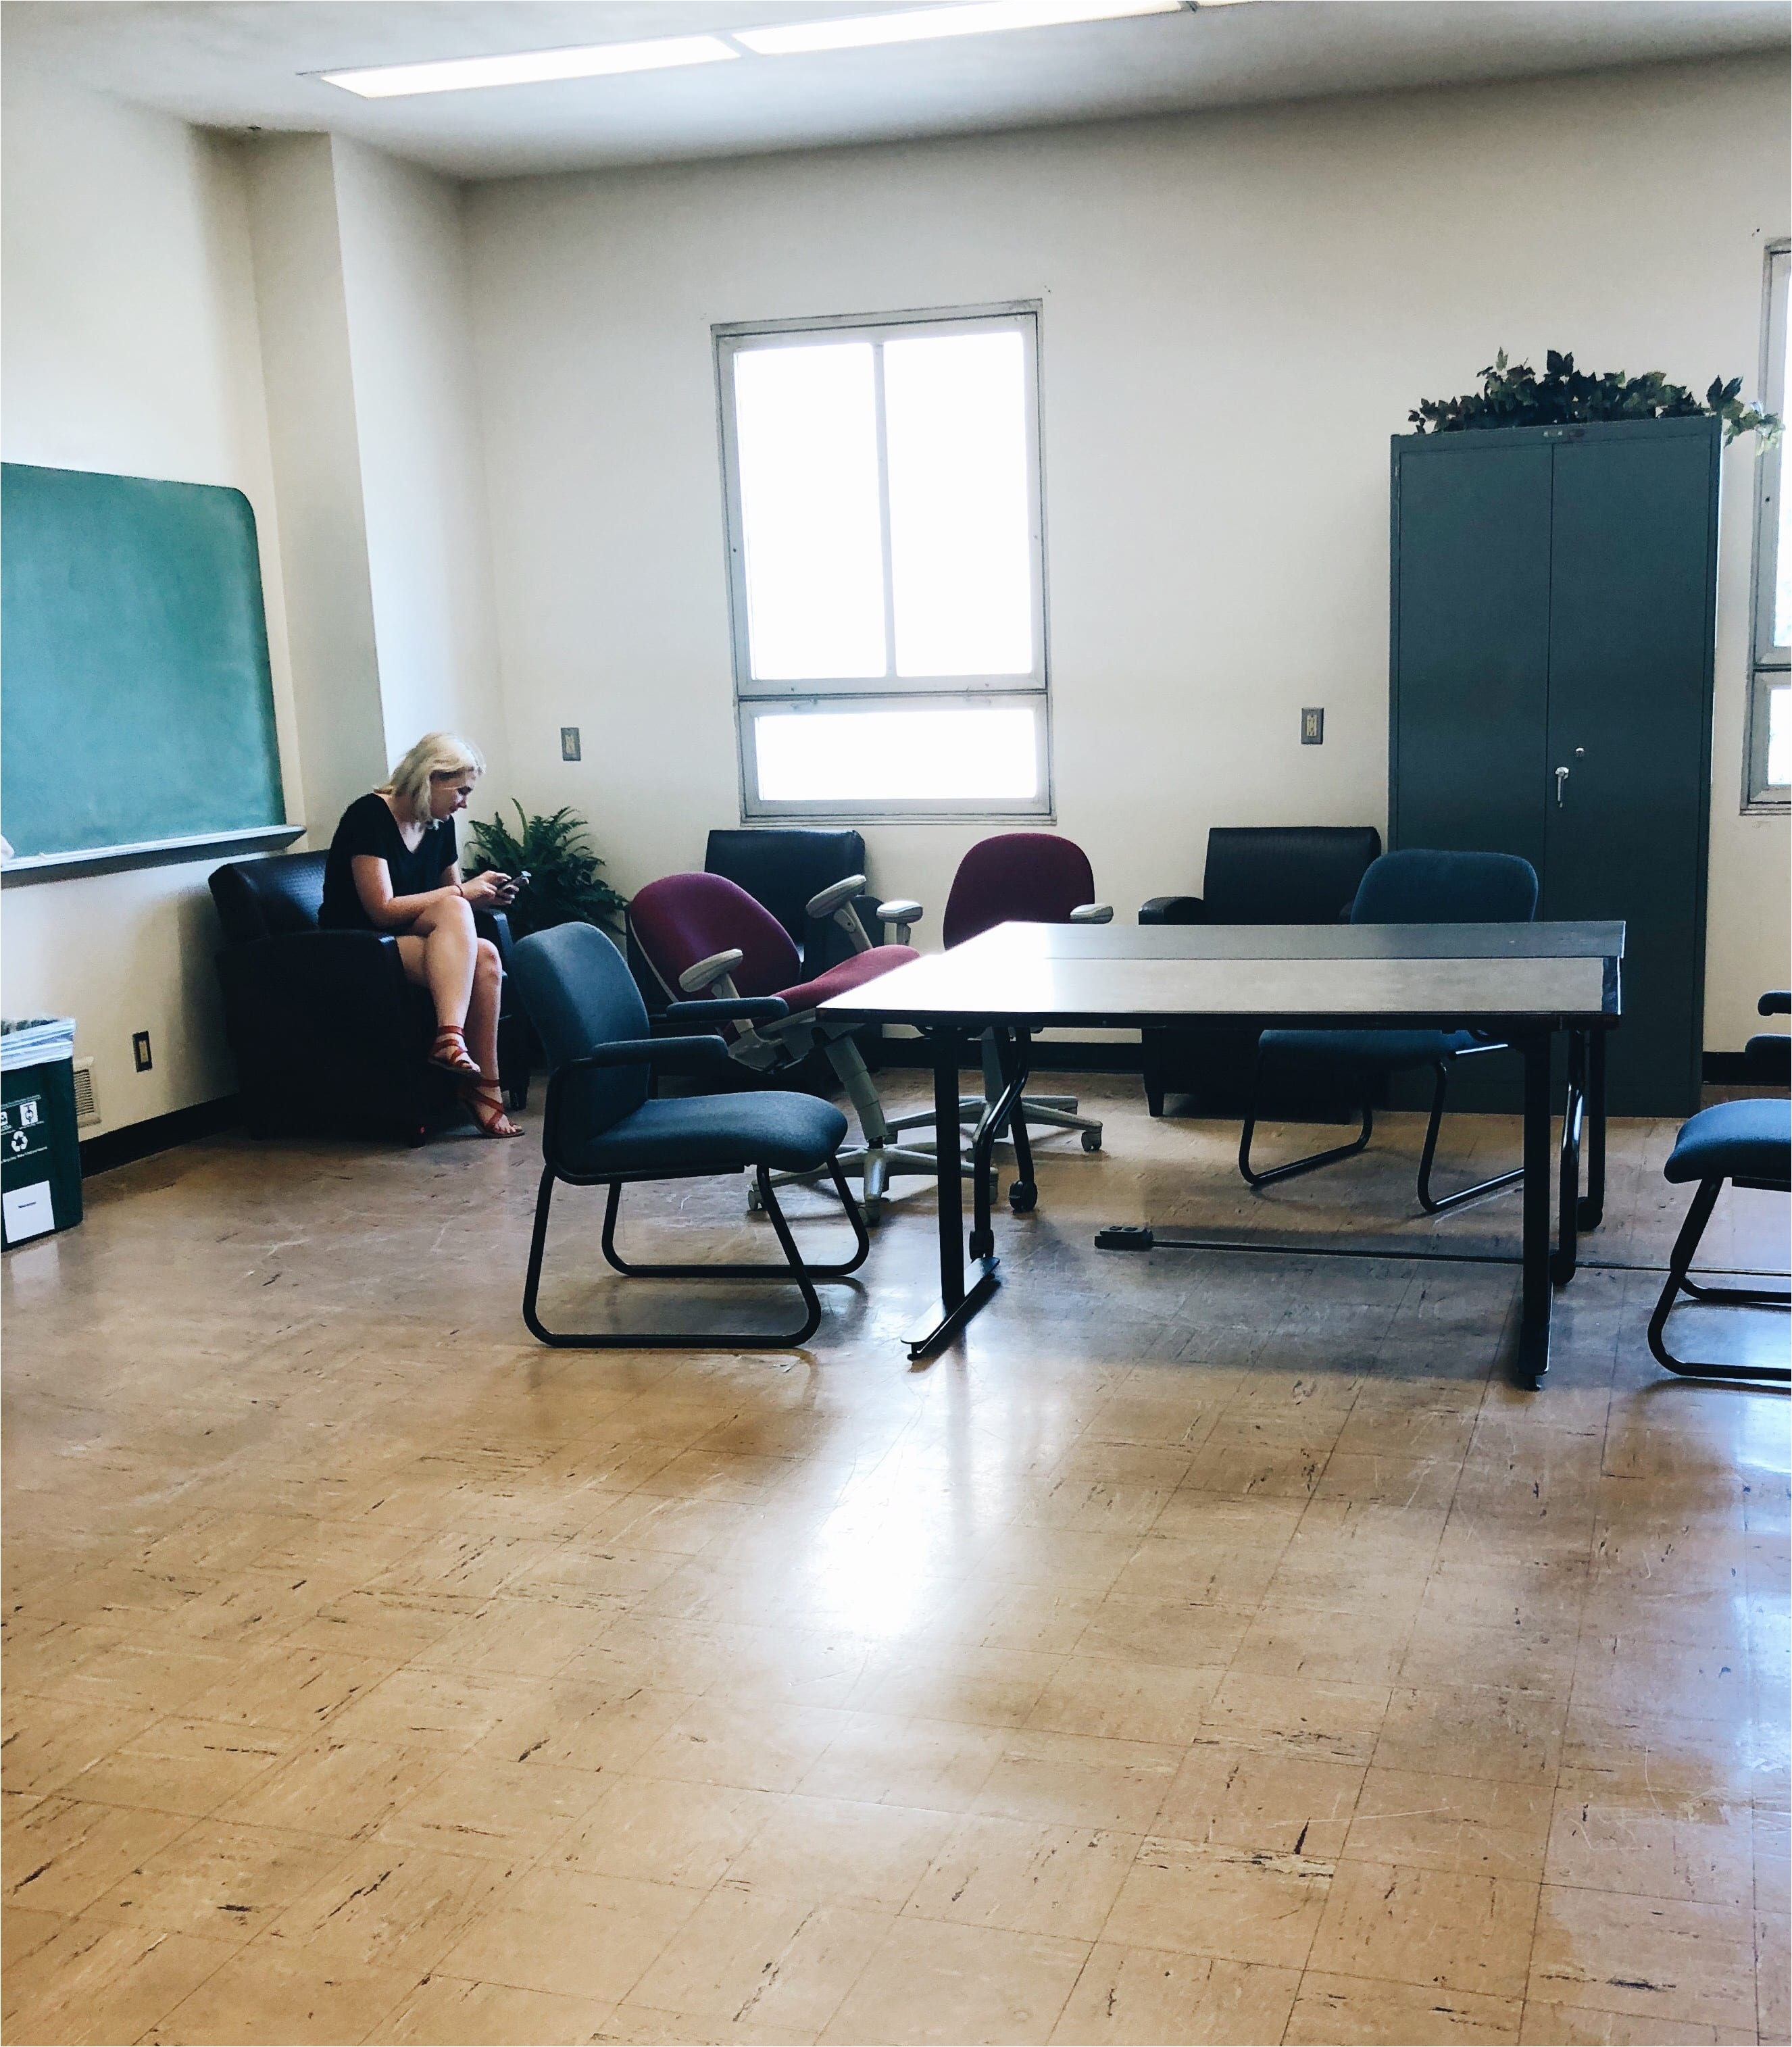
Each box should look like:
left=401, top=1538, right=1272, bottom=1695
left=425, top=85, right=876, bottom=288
left=319, top=34, right=737, bottom=98
left=733, top=0, right=1185, bottom=57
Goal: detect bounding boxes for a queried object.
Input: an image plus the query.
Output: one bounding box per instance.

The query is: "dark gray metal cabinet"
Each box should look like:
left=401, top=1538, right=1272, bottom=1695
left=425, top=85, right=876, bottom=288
left=1391, top=416, right=1718, bottom=1117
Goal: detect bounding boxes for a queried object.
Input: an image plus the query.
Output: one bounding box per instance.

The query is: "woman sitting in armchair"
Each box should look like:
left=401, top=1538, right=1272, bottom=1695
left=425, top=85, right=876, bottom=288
left=320, top=732, right=522, bottom=1138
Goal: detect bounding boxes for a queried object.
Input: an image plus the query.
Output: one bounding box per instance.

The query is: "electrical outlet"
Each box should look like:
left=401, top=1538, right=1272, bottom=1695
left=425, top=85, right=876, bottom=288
left=1301, top=707, right=1325, bottom=745
left=132, top=1030, right=153, bottom=1072
left=560, top=726, right=582, bottom=762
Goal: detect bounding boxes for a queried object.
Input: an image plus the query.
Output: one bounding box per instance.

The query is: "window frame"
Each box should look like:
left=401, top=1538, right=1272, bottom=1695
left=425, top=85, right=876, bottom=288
left=1745, top=241, right=1789, bottom=811
left=714, top=301, right=1053, bottom=823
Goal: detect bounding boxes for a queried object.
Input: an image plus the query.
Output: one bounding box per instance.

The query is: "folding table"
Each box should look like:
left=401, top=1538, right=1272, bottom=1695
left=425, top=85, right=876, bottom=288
left=820, top=919, right=1623, bottom=1388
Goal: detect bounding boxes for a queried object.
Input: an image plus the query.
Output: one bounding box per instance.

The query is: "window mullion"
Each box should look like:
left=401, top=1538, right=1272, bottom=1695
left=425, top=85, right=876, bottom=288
left=871, top=338, right=898, bottom=685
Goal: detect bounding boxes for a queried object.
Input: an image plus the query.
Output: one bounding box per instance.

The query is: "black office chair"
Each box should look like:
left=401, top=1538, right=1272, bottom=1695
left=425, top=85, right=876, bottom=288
left=626, top=830, right=882, bottom=1016
left=1648, top=990, right=1790, bottom=1384
left=1239, top=848, right=1539, bottom=1212
left=1139, top=826, right=1383, bottom=1116
left=509, top=921, right=868, bottom=1348
left=209, top=851, right=527, bottom=1144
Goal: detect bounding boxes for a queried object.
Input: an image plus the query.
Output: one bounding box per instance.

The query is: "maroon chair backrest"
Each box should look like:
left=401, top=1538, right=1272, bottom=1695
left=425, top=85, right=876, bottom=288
left=942, top=832, right=1097, bottom=949
left=630, top=872, right=802, bottom=1001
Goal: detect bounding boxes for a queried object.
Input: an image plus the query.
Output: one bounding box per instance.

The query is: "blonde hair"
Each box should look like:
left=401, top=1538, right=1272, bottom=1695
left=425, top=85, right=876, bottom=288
left=380, top=732, right=486, bottom=822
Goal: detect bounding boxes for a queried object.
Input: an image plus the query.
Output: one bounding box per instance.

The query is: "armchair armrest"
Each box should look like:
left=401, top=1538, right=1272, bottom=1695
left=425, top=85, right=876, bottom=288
left=805, top=874, right=869, bottom=921
left=214, top=929, right=416, bottom=1078
left=1139, top=895, right=1207, bottom=926
left=558, top=1036, right=732, bottom=1078
left=474, top=908, right=514, bottom=960
left=1070, top=903, right=1114, bottom=924
left=678, top=949, right=745, bottom=995
left=665, top=996, right=791, bottom=1025
left=224, top=926, right=407, bottom=999
left=1760, top=991, right=1791, bottom=1016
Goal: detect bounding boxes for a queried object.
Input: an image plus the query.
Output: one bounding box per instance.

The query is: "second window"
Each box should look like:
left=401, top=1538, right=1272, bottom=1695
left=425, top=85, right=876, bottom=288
left=717, top=304, right=1050, bottom=819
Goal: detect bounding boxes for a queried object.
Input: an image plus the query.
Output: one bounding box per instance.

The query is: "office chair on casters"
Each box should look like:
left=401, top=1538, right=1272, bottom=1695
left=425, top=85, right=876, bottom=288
left=1239, top=849, right=1539, bottom=1213
left=941, top=833, right=1112, bottom=1204
left=1647, top=990, right=1790, bottom=1385
left=508, top=921, right=868, bottom=1349
left=629, top=870, right=957, bottom=1222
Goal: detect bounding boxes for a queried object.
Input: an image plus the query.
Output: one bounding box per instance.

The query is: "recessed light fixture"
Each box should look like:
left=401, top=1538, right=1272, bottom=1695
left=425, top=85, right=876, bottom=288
left=319, top=33, right=737, bottom=99
left=315, top=0, right=1237, bottom=100
left=733, top=0, right=1185, bottom=57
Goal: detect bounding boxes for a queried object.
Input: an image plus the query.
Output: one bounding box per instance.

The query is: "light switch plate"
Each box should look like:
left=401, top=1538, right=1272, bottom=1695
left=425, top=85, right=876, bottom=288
left=1301, top=707, right=1324, bottom=745
left=560, top=726, right=582, bottom=761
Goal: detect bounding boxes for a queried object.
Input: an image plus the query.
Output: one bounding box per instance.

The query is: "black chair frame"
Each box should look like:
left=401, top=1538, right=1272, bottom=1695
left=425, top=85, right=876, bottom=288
left=1647, top=990, right=1791, bottom=1386
left=1647, top=1171, right=1791, bottom=1385
left=1239, top=1039, right=1522, bottom=1213
left=521, top=1041, right=870, bottom=1350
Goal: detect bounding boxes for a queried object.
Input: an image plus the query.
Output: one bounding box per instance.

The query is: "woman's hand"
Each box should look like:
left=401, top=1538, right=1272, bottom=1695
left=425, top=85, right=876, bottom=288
left=458, top=869, right=514, bottom=907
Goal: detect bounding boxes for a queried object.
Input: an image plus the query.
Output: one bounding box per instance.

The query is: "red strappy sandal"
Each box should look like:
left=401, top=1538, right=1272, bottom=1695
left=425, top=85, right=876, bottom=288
left=461, top=1078, right=522, bottom=1138
left=428, top=1024, right=480, bottom=1078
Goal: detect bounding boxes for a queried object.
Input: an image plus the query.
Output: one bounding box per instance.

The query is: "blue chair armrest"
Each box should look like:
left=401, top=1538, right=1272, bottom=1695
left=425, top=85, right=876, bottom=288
left=559, top=1036, right=733, bottom=1078
left=665, top=996, right=791, bottom=1025
left=1760, top=990, right=1790, bottom=1016
left=1139, top=895, right=1206, bottom=925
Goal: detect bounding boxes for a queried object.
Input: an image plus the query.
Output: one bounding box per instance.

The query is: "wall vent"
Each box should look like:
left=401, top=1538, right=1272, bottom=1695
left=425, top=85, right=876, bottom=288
left=71, top=1057, right=102, bottom=1128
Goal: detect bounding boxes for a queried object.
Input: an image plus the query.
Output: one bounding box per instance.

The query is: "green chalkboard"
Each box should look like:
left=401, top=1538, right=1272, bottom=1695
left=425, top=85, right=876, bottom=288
left=1, top=463, right=286, bottom=859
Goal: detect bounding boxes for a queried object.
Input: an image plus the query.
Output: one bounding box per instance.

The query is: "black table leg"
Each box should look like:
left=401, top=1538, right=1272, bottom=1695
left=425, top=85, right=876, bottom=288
left=905, top=1027, right=999, bottom=1358
left=999, top=1026, right=1038, bottom=1216
left=1551, top=1030, right=1585, bottom=1288
left=971, top=1030, right=1029, bottom=1259
left=1515, top=1027, right=1554, bottom=1390
left=1577, top=1026, right=1607, bottom=1233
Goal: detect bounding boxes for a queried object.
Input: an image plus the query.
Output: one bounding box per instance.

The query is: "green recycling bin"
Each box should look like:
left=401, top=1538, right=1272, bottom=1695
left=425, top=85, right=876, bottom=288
left=1, top=1017, right=82, bottom=1248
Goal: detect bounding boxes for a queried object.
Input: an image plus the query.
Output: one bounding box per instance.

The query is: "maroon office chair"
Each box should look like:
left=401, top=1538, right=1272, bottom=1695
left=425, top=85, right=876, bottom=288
left=942, top=832, right=1112, bottom=1170
left=630, top=869, right=963, bottom=1219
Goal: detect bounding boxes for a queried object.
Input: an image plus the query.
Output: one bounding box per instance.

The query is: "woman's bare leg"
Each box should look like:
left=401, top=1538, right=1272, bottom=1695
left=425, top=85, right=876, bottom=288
left=405, top=894, right=478, bottom=1031
left=397, top=928, right=518, bottom=1136
left=466, top=939, right=503, bottom=1082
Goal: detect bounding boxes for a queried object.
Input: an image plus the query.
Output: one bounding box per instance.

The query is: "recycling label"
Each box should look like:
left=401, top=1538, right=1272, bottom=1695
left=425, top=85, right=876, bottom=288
left=0, top=1095, right=47, bottom=1167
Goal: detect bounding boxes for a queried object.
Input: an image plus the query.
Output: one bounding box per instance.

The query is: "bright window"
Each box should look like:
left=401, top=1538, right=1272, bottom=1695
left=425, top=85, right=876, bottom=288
left=1747, top=243, right=1789, bottom=809
left=717, top=305, right=1050, bottom=819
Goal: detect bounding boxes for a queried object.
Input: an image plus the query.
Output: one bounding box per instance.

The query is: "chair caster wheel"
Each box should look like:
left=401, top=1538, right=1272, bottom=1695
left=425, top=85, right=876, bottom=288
left=745, top=1180, right=764, bottom=1212
left=1008, top=1180, right=1037, bottom=1213
left=1081, top=1128, right=1103, bottom=1152
left=862, top=1198, right=883, bottom=1225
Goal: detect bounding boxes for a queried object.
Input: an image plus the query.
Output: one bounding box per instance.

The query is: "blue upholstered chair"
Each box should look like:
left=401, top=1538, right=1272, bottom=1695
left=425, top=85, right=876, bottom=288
left=1239, top=849, right=1539, bottom=1211
left=1648, top=990, right=1790, bottom=1383
left=509, top=922, right=868, bottom=1348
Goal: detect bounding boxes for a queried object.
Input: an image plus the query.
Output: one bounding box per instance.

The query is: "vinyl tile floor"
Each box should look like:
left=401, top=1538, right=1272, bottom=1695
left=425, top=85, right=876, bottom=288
left=3, top=1075, right=1787, bottom=2046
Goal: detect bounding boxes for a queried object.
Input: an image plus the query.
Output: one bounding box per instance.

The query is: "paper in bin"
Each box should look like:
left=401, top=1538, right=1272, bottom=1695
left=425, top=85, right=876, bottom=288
left=1, top=1017, right=77, bottom=1072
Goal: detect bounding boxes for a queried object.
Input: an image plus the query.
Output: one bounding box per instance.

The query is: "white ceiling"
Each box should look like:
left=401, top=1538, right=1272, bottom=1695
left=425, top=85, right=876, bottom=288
left=5, top=0, right=1786, bottom=181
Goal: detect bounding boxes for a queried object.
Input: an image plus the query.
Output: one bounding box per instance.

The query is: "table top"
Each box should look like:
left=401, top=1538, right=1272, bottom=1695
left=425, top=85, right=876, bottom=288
left=818, top=919, right=1624, bottom=1032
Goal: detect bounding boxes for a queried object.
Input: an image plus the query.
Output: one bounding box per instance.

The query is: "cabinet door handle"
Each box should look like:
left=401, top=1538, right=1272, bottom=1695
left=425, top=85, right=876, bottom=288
left=1555, top=765, right=1570, bottom=808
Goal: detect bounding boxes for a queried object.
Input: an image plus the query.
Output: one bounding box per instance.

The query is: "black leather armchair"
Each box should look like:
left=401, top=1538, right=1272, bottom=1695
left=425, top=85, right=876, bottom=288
left=209, top=851, right=528, bottom=1144
left=1138, top=826, right=1383, bottom=1116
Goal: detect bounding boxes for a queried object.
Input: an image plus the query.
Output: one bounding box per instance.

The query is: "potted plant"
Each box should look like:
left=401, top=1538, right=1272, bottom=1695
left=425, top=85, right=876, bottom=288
left=465, top=803, right=628, bottom=939
left=1410, top=349, right=1780, bottom=443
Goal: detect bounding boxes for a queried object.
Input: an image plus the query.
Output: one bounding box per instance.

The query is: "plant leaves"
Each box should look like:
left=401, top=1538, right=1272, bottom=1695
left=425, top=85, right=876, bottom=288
left=1410, top=350, right=1780, bottom=444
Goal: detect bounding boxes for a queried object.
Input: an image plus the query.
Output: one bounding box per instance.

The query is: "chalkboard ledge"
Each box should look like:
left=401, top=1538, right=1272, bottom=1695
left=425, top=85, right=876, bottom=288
left=1, top=824, right=305, bottom=886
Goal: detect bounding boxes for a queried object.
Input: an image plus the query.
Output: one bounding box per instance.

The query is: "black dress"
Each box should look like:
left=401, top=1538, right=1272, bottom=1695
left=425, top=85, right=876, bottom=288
left=320, top=793, right=458, bottom=931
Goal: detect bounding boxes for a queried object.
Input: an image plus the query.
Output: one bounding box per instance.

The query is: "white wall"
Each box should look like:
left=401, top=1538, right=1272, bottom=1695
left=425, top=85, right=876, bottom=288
left=332, top=138, right=509, bottom=785
left=243, top=133, right=387, bottom=840
left=467, top=54, right=1790, bottom=1052
left=1, top=61, right=300, bottom=1134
